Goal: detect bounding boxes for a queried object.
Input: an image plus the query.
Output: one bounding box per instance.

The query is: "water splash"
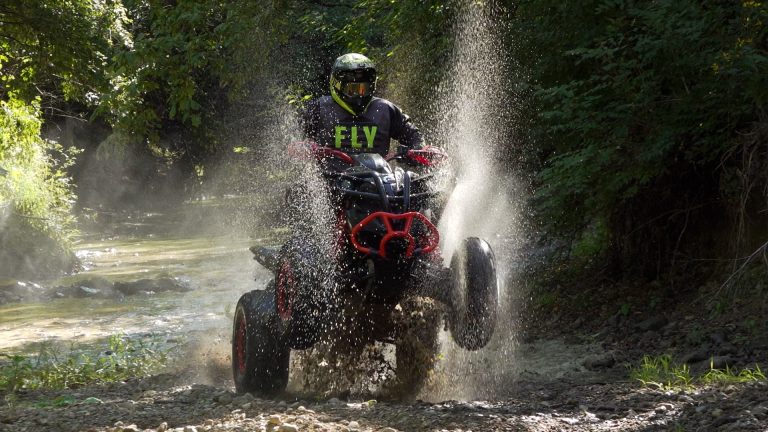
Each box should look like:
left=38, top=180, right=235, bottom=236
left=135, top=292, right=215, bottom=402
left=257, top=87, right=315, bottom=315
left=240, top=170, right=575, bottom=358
left=427, top=1, right=527, bottom=401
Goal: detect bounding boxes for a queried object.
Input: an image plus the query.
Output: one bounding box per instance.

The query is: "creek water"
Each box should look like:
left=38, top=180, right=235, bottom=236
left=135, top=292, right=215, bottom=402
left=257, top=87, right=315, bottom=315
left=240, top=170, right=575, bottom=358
left=0, top=203, right=273, bottom=366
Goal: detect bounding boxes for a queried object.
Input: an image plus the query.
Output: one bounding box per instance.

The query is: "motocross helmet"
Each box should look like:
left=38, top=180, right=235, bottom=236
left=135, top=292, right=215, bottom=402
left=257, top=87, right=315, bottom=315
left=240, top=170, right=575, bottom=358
left=330, top=53, right=377, bottom=115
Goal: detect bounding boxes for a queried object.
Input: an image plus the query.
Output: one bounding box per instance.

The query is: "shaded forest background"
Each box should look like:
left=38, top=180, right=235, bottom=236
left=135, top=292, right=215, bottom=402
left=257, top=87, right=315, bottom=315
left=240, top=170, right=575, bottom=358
left=1, top=0, right=767, bottom=297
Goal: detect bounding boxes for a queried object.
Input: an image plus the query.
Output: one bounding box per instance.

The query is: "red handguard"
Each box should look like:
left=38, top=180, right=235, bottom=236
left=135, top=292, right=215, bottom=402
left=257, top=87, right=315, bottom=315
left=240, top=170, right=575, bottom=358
left=350, top=211, right=439, bottom=259
left=405, top=146, right=448, bottom=167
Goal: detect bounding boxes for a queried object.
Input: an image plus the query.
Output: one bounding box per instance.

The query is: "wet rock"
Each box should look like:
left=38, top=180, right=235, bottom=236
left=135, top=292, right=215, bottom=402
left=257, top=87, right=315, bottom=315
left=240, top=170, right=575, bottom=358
left=216, top=393, right=233, bottom=405
left=635, top=315, right=668, bottom=332
left=142, top=390, right=158, bottom=399
left=64, top=277, right=117, bottom=298
left=114, top=277, right=192, bottom=295
left=710, top=355, right=731, bottom=369
left=712, top=416, right=737, bottom=427
left=0, top=280, right=48, bottom=303
left=682, top=348, right=709, bottom=364
left=752, top=405, right=768, bottom=417
left=583, top=353, right=615, bottom=370
left=232, top=394, right=253, bottom=405
left=718, top=343, right=739, bottom=356
left=709, top=331, right=727, bottom=345
left=117, top=400, right=138, bottom=411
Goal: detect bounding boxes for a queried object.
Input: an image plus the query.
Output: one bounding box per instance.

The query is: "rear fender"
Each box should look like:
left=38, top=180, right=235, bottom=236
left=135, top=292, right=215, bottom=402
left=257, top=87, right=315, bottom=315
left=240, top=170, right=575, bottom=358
left=246, top=288, right=279, bottom=322
left=250, top=246, right=280, bottom=273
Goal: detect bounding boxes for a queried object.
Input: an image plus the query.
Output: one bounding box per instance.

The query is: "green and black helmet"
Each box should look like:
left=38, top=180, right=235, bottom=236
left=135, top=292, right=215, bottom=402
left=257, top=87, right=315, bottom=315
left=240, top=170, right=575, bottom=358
left=330, top=53, right=377, bottom=115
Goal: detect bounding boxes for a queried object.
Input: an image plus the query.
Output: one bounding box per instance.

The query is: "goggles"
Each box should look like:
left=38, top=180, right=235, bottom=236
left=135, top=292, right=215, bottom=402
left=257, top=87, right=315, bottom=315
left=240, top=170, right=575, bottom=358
left=339, top=81, right=372, bottom=98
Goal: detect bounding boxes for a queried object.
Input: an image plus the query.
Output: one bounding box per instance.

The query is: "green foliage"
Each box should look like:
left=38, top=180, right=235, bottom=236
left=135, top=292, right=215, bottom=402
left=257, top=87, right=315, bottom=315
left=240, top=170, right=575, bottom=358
left=0, top=334, right=170, bottom=393
left=97, top=0, right=293, bottom=153
left=0, top=99, right=77, bottom=240
left=630, top=354, right=693, bottom=389
left=0, top=98, right=79, bottom=277
left=630, top=354, right=766, bottom=390
left=514, top=0, right=768, bottom=275
left=0, top=0, right=131, bottom=104
left=701, top=362, right=765, bottom=385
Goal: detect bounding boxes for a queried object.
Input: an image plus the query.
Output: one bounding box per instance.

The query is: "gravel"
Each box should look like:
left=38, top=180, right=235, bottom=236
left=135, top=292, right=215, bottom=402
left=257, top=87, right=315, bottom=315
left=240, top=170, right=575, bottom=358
left=2, top=375, right=767, bottom=431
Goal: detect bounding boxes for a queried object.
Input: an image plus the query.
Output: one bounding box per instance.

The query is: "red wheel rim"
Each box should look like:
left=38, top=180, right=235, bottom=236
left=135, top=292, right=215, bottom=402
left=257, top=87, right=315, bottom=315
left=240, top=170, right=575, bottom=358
left=276, top=260, right=295, bottom=320
left=235, top=311, right=247, bottom=374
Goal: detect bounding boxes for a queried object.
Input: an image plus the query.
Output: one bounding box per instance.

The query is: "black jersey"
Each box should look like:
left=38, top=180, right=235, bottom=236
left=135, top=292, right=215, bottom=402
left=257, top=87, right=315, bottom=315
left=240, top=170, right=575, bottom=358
left=300, top=96, right=423, bottom=156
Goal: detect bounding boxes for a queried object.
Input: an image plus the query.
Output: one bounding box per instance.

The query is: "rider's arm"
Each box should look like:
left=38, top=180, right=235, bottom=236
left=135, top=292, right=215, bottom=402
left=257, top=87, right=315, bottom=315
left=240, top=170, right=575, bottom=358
left=390, top=104, right=424, bottom=150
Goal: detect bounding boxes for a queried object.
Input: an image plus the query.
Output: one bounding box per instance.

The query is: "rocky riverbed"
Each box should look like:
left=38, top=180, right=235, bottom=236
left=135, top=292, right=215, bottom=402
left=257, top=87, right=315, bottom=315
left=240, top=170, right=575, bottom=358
left=2, top=371, right=767, bottom=431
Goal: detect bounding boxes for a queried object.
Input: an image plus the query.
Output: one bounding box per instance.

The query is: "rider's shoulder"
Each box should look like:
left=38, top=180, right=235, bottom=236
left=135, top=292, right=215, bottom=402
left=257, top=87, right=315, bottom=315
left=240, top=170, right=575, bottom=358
left=368, top=97, right=394, bottom=108
left=366, top=97, right=401, bottom=114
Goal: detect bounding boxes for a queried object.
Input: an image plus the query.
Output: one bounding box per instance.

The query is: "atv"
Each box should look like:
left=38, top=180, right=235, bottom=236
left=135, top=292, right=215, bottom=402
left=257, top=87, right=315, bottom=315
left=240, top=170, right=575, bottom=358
left=232, top=142, right=498, bottom=395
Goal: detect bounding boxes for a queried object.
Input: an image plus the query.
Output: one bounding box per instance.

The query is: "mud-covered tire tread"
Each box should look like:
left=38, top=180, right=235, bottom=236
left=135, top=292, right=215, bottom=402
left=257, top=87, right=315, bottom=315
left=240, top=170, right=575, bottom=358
left=393, top=297, right=441, bottom=397
left=231, top=290, right=289, bottom=395
left=448, top=237, right=498, bottom=350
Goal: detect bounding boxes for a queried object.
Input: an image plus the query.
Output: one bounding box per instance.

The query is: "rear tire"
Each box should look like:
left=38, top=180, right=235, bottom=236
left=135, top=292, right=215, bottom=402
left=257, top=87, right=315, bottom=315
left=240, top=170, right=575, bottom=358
left=232, top=290, right=289, bottom=395
left=447, top=237, right=498, bottom=350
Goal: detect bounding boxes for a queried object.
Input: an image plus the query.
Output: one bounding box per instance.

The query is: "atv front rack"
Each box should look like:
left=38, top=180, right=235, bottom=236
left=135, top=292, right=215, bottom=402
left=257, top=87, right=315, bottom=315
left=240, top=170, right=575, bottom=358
left=350, top=211, right=439, bottom=259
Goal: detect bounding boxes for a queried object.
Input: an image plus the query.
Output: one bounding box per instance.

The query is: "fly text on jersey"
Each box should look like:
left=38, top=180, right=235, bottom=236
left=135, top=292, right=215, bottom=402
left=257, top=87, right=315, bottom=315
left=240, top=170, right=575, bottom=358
left=334, top=125, right=378, bottom=149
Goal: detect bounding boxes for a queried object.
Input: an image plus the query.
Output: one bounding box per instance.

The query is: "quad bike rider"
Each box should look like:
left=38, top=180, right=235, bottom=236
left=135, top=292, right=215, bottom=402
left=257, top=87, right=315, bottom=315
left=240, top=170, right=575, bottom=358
left=232, top=53, right=499, bottom=395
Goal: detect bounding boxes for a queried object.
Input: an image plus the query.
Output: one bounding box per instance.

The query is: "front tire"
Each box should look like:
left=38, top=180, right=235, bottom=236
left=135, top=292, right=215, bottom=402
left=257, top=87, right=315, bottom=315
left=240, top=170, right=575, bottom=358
left=232, top=290, right=289, bottom=395
left=447, top=237, right=498, bottom=350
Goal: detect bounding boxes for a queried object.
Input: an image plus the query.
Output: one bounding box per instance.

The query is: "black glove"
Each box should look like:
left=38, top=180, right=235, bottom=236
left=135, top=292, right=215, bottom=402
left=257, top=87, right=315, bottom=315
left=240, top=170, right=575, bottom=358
left=395, top=145, right=410, bottom=156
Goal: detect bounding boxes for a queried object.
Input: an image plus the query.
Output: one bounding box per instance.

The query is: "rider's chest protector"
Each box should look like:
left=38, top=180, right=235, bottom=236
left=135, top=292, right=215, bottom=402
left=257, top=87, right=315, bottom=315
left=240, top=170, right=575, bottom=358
left=302, top=96, right=420, bottom=156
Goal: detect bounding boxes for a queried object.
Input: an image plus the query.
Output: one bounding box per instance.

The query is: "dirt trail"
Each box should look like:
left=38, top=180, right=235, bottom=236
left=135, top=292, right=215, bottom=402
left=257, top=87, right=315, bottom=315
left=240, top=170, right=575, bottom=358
left=3, top=331, right=767, bottom=432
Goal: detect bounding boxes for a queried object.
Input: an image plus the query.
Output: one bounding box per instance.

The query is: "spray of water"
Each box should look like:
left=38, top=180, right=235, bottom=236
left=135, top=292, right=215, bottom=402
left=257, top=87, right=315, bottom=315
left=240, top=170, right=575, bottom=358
left=425, top=1, right=527, bottom=401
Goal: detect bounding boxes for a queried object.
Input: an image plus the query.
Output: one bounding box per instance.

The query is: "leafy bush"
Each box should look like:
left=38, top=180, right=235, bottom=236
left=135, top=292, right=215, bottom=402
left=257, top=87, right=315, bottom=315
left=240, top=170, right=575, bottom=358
left=513, top=0, right=768, bottom=278
left=0, top=99, right=79, bottom=278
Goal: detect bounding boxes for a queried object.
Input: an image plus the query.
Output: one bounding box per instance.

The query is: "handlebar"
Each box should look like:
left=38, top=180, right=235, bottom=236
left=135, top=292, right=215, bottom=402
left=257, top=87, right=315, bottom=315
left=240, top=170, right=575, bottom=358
left=290, top=141, right=447, bottom=168
left=386, top=145, right=448, bottom=168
